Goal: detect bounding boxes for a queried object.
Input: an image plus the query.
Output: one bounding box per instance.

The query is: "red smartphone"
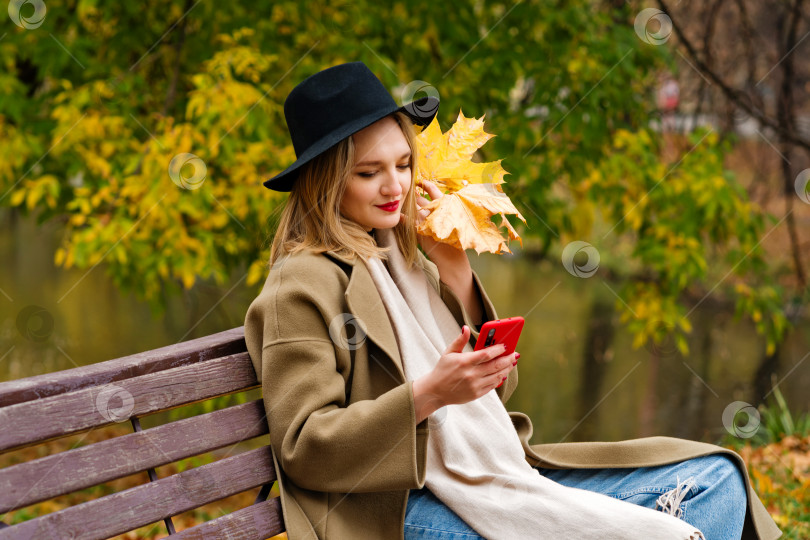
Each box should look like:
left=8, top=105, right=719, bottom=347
left=473, top=317, right=524, bottom=356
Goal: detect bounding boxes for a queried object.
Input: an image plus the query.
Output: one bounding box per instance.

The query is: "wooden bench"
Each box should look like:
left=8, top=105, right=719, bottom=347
left=0, top=327, right=286, bottom=539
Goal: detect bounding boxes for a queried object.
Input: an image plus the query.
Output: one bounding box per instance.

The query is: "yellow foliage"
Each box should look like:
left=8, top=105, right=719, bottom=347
left=632, top=331, right=646, bottom=350
left=181, top=271, right=195, bottom=290
left=567, top=58, right=583, bottom=75
left=246, top=259, right=269, bottom=287
left=9, top=189, right=25, bottom=207
left=414, top=111, right=525, bottom=254
left=675, top=334, right=689, bottom=356
left=678, top=316, right=692, bottom=333
left=415, top=111, right=507, bottom=191
left=569, top=199, right=595, bottom=240
left=612, top=129, right=633, bottom=149
left=210, top=212, right=230, bottom=229
left=25, top=187, right=41, bottom=210
left=752, top=466, right=774, bottom=494
left=115, top=245, right=128, bottom=265
left=634, top=300, right=647, bottom=320
left=579, top=168, right=600, bottom=192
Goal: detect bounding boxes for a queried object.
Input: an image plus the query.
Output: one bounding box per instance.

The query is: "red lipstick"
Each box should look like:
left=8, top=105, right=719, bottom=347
left=376, top=201, right=399, bottom=212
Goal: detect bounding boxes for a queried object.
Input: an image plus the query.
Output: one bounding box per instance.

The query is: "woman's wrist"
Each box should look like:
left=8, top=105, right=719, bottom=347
left=432, top=250, right=471, bottom=282
left=435, top=259, right=473, bottom=298
left=413, top=376, right=443, bottom=425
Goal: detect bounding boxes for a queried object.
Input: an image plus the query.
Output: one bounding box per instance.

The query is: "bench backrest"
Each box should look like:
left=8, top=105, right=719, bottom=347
left=0, top=327, right=285, bottom=539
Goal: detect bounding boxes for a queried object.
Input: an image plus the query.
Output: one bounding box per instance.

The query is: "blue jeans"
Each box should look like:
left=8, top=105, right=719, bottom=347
left=404, top=454, right=747, bottom=540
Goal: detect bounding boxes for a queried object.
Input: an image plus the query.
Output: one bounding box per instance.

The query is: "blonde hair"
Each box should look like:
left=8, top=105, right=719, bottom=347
left=268, top=112, right=421, bottom=269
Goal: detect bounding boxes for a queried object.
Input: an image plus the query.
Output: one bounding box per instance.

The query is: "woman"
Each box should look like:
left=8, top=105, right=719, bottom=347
left=244, top=62, right=781, bottom=540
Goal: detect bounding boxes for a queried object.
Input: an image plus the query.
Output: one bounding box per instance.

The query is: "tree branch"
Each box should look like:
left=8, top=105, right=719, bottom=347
left=658, top=0, right=810, bottom=152
left=776, top=0, right=807, bottom=289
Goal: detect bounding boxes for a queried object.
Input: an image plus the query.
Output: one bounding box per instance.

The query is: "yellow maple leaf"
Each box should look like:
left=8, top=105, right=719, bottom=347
left=414, top=110, right=526, bottom=254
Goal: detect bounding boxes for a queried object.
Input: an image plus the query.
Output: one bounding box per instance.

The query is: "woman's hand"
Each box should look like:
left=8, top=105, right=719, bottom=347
left=400, top=179, right=470, bottom=278
left=413, top=325, right=518, bottom=423
left=412, top=179, right=467, bottom=264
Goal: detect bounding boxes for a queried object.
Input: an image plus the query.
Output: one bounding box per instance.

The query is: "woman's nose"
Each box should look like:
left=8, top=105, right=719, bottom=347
left=381, top=170, right=403, bottom=196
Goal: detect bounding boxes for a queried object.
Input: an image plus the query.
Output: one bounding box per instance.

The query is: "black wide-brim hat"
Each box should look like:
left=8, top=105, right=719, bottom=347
left=263, top=61, right=440, bottom=192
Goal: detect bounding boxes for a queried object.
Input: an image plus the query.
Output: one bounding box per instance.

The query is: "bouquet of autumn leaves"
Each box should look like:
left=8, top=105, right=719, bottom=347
left=413, top=110, right=525, bottom=255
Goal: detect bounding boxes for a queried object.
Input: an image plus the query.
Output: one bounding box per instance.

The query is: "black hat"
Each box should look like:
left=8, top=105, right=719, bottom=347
left=263, top=61, right=440, bottom=192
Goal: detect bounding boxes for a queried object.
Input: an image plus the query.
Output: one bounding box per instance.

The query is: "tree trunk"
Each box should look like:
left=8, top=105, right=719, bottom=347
left=573, top=296, right=615, bottom=442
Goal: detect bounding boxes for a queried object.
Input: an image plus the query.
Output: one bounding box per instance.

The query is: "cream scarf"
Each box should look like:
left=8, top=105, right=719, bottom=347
left=362, top=228, right=705, bottom=540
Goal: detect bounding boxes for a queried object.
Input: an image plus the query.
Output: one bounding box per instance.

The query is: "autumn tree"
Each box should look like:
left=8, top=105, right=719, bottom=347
left=0, top=0, right=793, bottom=362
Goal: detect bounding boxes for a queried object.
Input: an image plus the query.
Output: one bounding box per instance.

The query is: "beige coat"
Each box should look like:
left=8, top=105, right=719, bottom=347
left=244, top=246, right=781, bottom=540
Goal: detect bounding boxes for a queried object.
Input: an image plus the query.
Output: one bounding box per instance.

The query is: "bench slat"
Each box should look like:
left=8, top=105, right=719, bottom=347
left=0, top=400, right=269, bottom=513
left=0, top=327, right=246, bottom=407
left=0, top=446, right=276, bottom=540
left=0, top=352, right=258, bottom=453
left=172, top=498, right=284, bottom=539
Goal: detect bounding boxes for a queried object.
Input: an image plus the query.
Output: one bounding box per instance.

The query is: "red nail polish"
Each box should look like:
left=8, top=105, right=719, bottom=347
left=512, top=361, right=517, bottom=366
left=515, top=353, right=520, bottom=360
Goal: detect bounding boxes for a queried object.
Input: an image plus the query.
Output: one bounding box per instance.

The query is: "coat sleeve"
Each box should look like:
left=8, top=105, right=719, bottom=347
left=244, top=257, right=428, bottom=494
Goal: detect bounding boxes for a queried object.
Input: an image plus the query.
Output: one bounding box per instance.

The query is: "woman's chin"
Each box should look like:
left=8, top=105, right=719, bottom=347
left=372, top=214, right=401, bottom=229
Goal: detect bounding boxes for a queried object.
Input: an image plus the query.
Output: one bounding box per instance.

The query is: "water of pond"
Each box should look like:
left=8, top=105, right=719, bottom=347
left=2, top=209, right=808, bottom=445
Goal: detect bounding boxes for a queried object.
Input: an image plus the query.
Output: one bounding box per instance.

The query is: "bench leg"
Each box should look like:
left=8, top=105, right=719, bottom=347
left=254, top=482, right=274, bottom=504
left=131, top=417, right=176, bottom=535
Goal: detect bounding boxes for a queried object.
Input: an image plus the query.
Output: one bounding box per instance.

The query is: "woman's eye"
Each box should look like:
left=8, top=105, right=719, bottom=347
left=356, top=163, right=410, bottom=177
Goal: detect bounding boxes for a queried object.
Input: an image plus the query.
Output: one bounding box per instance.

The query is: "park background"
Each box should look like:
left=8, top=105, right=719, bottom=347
left=1, top=0, right=809, bottom=537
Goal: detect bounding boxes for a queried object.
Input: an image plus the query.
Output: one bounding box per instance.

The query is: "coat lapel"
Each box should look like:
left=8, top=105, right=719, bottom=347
left=326, top=249, right=407, bottom=382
